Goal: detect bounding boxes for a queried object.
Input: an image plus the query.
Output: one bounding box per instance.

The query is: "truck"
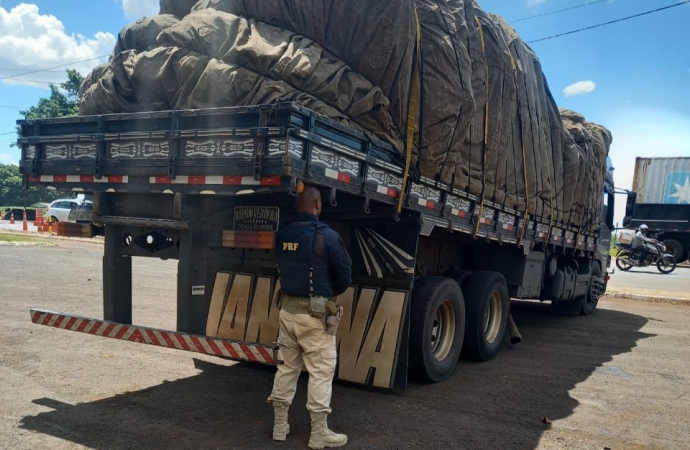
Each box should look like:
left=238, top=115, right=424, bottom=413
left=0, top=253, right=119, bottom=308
left=18, top=102, right=616, bottom=389
left=624, top=157, right=690, bottom=263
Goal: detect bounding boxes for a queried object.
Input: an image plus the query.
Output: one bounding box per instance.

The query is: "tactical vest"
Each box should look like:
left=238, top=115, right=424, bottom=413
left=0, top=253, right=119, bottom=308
left=275, top=221, right=333, bottom=298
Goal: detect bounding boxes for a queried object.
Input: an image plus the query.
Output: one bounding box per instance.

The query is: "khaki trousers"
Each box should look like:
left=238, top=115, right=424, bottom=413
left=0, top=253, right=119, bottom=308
left=267, top=309, right=337, bottom=413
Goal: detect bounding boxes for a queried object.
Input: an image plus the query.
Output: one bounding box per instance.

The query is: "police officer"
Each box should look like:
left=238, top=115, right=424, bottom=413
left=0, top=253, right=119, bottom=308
left=267, top=184, right=352, bottom=449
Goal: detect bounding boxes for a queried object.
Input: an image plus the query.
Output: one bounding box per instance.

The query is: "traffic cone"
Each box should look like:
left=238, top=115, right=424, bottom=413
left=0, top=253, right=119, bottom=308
left=34, top=208, right=44, bottom=227
left=10, top=212, right=15, bottom=224
left=22, top=208, right=28, bottom=231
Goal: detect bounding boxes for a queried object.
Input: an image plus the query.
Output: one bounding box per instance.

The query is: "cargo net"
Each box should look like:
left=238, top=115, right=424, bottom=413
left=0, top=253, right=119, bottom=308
left=80, top=0, right=611, bottom=231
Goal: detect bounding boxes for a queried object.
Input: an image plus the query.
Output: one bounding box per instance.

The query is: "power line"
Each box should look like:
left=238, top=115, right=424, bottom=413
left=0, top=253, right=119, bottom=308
left=512, top=0, right=610, bottom=23
left=5, top=78, right=68, bottom=85
left=0, top=55, right=108, bottom=81
left=529, top=1, right=690, bottom=43
left=0, top=68, right=66, bottom=73
left=0, top=131, right=17, bottom=136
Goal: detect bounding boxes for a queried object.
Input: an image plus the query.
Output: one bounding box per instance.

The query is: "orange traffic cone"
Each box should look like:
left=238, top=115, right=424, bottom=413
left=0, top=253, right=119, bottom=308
left=22, top=208, right=28, bottom=231
left=34, top=208, right=44, bottom=227
left=10, top=212, right=15, bottom=224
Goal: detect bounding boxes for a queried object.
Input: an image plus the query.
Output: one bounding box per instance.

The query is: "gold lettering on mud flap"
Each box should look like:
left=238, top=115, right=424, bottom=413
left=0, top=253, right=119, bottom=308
left=217, top=274, right=252, bottom=340
left=207, top=273, right=281, bottom=343
left=244, top=277, right=281, bottom=344
left=206, top=273, right=407, bottom=388
left=336, top=287, right=406, bottom=388
left=207, top=272, right=230, bottom=337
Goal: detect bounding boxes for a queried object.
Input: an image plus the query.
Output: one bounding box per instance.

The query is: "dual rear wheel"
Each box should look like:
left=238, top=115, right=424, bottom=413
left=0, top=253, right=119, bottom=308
left=409, top=272, right=510, bottom=383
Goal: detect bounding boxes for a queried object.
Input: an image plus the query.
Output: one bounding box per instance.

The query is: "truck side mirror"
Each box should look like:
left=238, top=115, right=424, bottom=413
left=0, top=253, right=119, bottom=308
left=625, top=192, right=637, bottom=218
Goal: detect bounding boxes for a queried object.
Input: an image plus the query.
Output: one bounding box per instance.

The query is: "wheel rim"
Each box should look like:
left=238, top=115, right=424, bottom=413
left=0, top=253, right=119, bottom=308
left=658, top=258, right=675, bottom=273
left=588, top=276, right=603, bottom=306
left=617, top=256, right=633, bottom=270
left=483, top=292, right=503, bottom=345
left=431, top=300, right=456, bottom=361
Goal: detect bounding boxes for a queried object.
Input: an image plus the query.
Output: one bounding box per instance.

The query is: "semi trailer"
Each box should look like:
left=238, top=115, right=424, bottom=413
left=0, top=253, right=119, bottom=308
left=19, top=102, right=615, bottom=389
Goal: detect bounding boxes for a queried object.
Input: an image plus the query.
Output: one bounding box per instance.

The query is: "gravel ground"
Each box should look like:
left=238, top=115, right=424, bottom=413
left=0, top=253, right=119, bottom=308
left=1, top=241, right=689, bottom=450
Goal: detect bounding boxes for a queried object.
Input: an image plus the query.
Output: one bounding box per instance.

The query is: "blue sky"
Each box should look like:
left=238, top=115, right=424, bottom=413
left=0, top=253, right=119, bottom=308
left=1, top=0, right=689, bottom=223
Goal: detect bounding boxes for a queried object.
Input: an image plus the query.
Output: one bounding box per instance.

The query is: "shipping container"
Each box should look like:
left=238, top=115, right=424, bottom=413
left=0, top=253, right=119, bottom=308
left=632, top=157, right=690, bottom=204
left=626, top=157, right=690, bottom=263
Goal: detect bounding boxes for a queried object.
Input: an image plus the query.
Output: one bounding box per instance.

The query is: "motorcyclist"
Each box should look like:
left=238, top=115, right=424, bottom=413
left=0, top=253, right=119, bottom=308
left=631, top=224, right=653, bottom=262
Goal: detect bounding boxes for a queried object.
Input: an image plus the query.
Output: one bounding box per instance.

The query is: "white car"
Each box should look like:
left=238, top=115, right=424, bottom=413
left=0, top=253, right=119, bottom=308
left=46, top=198, right=91, bottom=223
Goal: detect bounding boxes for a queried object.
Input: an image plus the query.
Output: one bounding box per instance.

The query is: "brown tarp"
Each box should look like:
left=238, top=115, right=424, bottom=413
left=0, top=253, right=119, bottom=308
left=79, top=0, right=611, bottom=230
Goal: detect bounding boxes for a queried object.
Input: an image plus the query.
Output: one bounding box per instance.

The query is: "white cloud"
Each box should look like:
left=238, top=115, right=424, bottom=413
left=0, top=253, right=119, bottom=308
left=0, top=4, right=115, bottom=88
left=564, top=80, right=597, bottom=97
left=527, top=0, right=547, bottom=6
left=0, top=153, right=17, bottom=165
left=121, top=0, right=159, bottom=19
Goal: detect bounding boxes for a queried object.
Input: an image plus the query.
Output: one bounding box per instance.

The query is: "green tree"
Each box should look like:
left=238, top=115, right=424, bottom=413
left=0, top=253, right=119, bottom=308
left=0, top=163, right=56, bottom=206
left=19, top=69, right=84, bottom=120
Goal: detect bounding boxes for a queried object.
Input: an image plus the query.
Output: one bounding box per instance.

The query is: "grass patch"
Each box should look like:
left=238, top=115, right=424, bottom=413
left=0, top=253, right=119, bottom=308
left=0, top=233, right=54, bottom=245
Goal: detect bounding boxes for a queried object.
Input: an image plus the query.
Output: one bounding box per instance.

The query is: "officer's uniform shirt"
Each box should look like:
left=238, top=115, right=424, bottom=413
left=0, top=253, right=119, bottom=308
left=275, top=212, right=352, bottom=298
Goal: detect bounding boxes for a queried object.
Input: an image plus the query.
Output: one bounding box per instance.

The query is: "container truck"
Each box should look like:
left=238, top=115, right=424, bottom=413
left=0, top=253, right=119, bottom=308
left=19, top=102, right=615, bottom=389
left=624, top=157, right=690, bottom=263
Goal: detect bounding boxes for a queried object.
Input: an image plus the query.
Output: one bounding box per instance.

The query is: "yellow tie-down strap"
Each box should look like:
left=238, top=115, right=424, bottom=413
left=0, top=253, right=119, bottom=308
left=397, top=7, right=422, bottom=216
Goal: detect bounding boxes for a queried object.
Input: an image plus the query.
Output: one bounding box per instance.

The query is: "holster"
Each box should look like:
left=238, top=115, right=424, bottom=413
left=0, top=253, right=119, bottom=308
left=322, top=300, right=344, bottom=336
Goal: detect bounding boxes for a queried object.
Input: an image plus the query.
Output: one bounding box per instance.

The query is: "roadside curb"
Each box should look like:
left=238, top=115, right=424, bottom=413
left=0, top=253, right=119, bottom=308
left=605, top=292, right=690, bottom=306
left=0, top=241, right=56, bottom=247
left=0, top=230, right=104, bottom=245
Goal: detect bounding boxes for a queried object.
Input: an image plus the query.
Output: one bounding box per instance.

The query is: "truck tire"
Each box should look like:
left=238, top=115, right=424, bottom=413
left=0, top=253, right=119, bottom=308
left=409, top=276, right=465, bottom=383
left=662, top=239, right=686, bottom=263
left=461, top=272, right=510, bottom=362
left=580, top=264, right=603, bottom=316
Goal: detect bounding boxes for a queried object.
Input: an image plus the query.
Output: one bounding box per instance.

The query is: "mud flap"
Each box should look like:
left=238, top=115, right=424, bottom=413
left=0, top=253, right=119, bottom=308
left=203, top=214, right=421, bottom=389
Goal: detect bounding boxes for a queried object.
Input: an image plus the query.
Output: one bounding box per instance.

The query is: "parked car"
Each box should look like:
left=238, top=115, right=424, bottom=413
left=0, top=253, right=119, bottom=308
left=46, top=198, right=92, bottom=223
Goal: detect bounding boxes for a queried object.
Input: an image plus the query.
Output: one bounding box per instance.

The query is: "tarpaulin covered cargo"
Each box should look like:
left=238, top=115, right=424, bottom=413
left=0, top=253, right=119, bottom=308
left=79, top=0, right=612, bottom=230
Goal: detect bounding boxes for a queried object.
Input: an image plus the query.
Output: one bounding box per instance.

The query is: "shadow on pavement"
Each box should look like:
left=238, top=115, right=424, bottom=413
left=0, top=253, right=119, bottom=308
left=20, top=301, right=652, bottom=450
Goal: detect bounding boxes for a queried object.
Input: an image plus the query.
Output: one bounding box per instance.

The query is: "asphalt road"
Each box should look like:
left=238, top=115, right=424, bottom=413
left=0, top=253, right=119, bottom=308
left=1, top=241, right=689, bottom=450
left=607, top=260, right=690, bottom=299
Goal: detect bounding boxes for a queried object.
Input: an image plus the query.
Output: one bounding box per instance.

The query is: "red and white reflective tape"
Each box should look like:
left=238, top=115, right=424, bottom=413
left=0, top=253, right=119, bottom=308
left=500, top=222, right=514, bottom=231
left=416, top=198, right=436, bottom=209
left=28, top=175, right=128, bottom=184
left=149, top=175, right=281, bottom=186
left=324, top=168, right=353, bottom=184
left=450, top=208, right=467, bottom=218
left=30, top=309, right=278, bottom=365
left=375, top=185, right=398, bottom=198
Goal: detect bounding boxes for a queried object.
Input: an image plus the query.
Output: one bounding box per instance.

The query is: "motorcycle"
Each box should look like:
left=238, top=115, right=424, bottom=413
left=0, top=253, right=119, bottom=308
left=615, top=235, right=676, bottom=274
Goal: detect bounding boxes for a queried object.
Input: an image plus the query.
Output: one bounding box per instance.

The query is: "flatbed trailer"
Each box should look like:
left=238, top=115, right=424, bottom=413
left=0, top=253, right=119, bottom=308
left=19, top=102, right=615, bottom=389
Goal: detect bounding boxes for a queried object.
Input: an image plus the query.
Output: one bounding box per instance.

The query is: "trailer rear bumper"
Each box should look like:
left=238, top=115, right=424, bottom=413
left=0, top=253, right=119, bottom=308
left=30, top=308, right=280, bottom=365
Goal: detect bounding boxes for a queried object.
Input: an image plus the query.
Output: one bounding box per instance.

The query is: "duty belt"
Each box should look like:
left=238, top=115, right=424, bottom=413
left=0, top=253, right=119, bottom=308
left=281, top=295, right=311, bottom=314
